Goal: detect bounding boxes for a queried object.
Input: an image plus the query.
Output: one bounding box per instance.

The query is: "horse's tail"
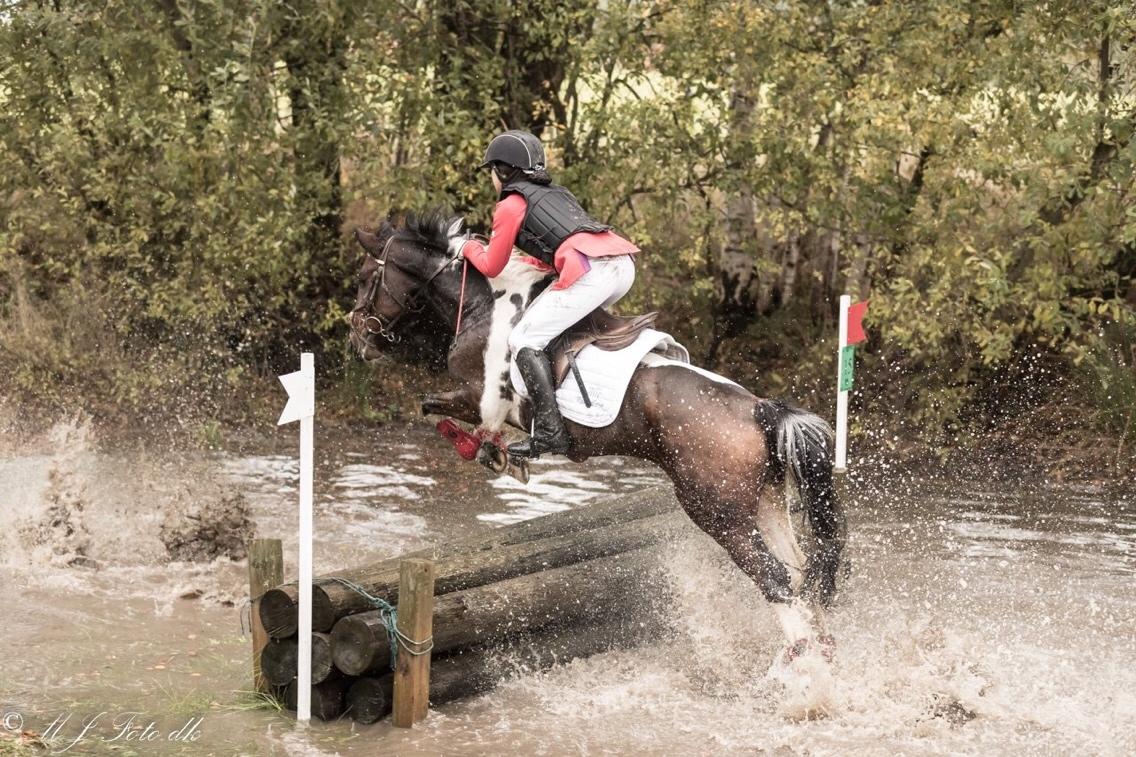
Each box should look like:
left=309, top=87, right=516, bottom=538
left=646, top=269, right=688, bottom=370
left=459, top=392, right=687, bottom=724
left=754, top=399, right=845, bottom=607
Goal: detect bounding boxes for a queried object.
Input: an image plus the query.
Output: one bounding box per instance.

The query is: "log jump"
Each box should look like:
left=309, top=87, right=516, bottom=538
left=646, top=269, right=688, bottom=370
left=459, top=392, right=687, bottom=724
left=249, top=489, right=683, bottom=724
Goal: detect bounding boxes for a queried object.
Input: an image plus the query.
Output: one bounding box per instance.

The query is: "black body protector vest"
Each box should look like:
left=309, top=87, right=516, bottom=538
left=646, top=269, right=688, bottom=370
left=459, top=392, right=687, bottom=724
left=500, top=180, right=611, bottom=266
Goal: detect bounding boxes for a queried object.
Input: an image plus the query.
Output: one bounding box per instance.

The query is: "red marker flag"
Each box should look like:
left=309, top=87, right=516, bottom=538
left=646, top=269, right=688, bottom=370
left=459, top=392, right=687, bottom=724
left=847, top=300, right=869, bottom=345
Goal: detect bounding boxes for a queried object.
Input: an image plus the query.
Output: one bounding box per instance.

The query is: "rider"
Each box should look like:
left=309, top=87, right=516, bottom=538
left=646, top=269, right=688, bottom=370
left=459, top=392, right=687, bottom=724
left=449, top=129, right=640, bottom=459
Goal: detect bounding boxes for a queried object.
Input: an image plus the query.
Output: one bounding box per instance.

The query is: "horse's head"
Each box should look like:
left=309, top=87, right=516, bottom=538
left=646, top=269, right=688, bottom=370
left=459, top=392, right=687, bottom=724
left=347, top=210, right=463, bottom=366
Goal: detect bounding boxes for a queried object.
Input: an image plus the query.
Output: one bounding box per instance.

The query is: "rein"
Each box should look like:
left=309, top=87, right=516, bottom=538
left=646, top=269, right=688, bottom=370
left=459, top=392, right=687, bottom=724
left=455, top=258, right=469, bottom=336
left=352, top=233, right=468, bottom=344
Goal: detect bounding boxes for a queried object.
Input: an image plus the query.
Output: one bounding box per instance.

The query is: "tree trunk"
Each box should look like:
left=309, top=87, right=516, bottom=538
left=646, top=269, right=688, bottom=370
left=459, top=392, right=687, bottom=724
left=708, top=84, right=760, bottom=363
left=275, top=2, right=349, bottom=337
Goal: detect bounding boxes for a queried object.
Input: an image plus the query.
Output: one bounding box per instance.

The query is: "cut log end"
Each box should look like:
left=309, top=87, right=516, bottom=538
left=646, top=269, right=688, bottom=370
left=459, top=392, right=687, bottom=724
left=258, top=584, right=337, bottom=638
left=331, top=611, right=390, bottom=676
left=259, top=638, right=297, bottom=687
left=258, top=587, right=299, bottom=639
left=259, top=633, right=336, bottom=686
left=284, top=678, right=350, bottom=721
left=346, top=675, right=394, bottom=724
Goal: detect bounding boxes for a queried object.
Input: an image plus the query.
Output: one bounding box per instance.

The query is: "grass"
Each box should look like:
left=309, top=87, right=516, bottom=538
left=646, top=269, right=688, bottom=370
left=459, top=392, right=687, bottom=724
left=225, top=689, right=285, bottom=714
left=152, top=680, right=218, bottom=720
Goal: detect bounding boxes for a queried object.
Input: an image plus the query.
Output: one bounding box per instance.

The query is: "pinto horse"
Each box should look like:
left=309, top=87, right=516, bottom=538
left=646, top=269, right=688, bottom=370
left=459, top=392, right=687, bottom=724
left=347, top=210, right=846, bottom=667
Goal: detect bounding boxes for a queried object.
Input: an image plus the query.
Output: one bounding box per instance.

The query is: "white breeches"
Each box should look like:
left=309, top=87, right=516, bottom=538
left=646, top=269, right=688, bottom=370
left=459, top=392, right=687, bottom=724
left=507, top=254, right=636, bottom=353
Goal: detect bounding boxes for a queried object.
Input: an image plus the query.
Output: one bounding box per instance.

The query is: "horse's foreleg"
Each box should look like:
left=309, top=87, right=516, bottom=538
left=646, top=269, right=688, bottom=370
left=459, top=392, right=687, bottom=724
left=421, top=387, right=482, bottom=425
left=423, top=387, right=530, bottom=481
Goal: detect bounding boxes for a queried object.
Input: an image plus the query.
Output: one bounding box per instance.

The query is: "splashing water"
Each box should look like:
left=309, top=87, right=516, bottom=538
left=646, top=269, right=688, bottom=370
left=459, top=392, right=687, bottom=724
left=0, top=424, right=1132, bottom=755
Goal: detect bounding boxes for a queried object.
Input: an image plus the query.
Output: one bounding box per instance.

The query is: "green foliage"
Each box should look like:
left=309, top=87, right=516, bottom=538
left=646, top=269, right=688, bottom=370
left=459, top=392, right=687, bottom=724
left=1, top=0, right=1133, bottom=440
left=1078, top=319, right=1136, bottom=443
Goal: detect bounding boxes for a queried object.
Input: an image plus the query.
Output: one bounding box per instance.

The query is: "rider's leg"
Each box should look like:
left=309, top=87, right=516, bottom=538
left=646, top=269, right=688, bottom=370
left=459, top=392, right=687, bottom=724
left=508, top=346, right=571, bottom=458
left=507, top=254, right=636, bottom=458
left=508, top=254, right=636, bottom=350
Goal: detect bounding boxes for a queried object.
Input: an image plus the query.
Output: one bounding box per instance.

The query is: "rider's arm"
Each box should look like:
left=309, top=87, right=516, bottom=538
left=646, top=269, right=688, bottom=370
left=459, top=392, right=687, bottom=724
left=460, top=193, right=526, bottom=279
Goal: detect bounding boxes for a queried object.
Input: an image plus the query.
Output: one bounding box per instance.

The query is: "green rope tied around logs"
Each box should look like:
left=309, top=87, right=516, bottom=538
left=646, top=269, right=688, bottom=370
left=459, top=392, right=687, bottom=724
left=323, top=577, right=434, bottom=669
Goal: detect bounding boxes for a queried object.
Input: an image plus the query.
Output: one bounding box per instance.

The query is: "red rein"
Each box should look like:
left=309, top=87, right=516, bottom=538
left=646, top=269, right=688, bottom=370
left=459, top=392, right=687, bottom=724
left=455, top=258, right=468, bottom=336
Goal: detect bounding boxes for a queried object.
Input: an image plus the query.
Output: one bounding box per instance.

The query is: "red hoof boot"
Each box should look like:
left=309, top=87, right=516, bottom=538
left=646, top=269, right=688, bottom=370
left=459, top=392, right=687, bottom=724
left=436, top=418, right=480, bottom=460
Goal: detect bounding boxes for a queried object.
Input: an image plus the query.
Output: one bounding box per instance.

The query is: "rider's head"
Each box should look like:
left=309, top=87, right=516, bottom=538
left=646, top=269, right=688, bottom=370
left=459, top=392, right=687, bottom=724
left=478, top=130, right=552, bottom=192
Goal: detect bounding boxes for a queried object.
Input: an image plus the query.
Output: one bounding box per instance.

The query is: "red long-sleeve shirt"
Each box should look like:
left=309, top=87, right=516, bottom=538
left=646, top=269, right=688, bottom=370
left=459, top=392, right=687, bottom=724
left=460, top=194, right=639, bottom=289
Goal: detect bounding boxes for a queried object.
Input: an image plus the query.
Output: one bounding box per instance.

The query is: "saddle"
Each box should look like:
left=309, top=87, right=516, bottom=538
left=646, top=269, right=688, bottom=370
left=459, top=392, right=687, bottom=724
left=545, top=309, right=659, bottom=405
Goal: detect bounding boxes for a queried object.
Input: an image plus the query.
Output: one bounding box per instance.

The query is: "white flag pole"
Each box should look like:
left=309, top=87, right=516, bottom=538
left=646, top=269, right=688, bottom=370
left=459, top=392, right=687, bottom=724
left=834, top=295, right=850, bottom=473
left=278, top=352, right=315, bottom=723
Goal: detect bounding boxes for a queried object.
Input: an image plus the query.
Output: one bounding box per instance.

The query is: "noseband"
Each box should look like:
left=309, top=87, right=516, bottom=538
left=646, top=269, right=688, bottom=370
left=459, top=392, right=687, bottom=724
left=351, top=234, right=458, bottom=344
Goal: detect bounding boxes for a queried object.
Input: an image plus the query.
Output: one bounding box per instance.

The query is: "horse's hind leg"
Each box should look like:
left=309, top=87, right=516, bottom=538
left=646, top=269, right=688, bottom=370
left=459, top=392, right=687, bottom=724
left=756, top=485, right=807, bottom=590
left=678, top=483, right=826, bottom=665
left=705, top=521, right=824, bottom=661
left=756, top=485, right=832, bottom=642
left=677, top=489, right=811, bottom=644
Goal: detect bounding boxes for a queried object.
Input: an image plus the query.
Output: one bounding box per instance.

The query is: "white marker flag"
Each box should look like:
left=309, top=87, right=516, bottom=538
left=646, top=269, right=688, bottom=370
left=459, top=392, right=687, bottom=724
left=277, top=362, right=314, bottom=425
left=278, top=352, right=315, bottom=724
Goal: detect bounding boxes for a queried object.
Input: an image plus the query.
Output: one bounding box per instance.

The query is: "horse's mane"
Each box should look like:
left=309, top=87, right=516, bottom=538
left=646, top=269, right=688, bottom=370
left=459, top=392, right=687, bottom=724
left=378, top=207, right=460, bottom=253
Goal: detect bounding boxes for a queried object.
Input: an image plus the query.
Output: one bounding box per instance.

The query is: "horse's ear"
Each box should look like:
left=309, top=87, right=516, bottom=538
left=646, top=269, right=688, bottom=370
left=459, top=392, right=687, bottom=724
left=354, top=226, right=384, bottom=255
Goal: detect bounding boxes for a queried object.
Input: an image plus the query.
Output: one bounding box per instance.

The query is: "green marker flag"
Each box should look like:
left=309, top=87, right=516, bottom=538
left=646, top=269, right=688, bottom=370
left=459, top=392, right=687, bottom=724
left=839, top=345, right=856, bottom=392
left=835, top=296, right=868, bottom=472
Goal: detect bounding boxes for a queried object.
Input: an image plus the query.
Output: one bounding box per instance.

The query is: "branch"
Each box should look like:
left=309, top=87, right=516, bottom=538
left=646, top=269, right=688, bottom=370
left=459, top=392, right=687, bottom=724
left=1039, top=35, right=1132, bottom=226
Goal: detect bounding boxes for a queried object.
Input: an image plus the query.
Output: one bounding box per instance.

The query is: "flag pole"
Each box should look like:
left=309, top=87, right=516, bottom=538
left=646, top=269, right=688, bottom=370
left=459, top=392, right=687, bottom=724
left=835, top=295, right=850, bottom=473
left=296, top=352, right=314, bottom=723
left=277, top=352, right=315, bottom=723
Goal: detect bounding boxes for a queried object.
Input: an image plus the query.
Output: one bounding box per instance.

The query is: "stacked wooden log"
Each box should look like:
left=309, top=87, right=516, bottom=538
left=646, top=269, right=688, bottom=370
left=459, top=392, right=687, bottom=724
left=256, top=489, right=688, bottom=722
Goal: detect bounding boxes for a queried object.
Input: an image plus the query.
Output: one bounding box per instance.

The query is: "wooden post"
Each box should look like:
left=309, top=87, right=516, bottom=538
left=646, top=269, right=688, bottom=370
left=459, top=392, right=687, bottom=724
left=391, top=558, right=435, bottom=727
left=248, top=538, right=283, bottom=693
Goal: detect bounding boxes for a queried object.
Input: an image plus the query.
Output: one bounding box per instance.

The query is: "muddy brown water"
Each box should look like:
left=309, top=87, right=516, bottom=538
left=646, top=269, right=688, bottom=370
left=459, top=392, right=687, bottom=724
left=1, top=420, right=1133, bottom=755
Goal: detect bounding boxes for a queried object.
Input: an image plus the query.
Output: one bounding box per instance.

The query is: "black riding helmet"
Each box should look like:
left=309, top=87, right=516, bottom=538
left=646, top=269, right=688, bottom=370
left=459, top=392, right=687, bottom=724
left=477, top=130, right=546, bottom=172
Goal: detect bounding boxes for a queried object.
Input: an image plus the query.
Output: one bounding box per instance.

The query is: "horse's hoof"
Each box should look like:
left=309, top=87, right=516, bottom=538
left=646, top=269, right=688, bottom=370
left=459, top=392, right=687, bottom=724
left=477, top=442, right=507, bottom=473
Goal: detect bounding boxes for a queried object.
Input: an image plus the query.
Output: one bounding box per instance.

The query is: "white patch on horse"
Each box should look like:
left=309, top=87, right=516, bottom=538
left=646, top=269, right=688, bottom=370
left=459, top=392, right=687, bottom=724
left=478, top=255, right=551, bottom=432
left=756, top=487, right=806, bottom=591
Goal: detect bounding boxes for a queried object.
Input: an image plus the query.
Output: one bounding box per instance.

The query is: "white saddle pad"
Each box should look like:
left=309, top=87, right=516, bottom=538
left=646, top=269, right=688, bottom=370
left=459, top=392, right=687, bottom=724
left=509, top=329, right=694, bottom=428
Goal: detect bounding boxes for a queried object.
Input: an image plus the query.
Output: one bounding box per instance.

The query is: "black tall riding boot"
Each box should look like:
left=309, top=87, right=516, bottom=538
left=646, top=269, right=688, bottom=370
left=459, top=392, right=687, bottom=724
left=508, top=347, right=571, bottom=459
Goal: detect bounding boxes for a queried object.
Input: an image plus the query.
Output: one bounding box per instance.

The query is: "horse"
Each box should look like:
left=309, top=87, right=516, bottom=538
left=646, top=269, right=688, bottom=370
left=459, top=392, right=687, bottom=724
left=347, top=209, right=846, bottom=674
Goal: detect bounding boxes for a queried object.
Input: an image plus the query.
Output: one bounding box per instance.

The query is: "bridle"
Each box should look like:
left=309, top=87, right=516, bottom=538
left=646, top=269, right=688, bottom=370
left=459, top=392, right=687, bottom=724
left=350, top=233, right=466, bottom=344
